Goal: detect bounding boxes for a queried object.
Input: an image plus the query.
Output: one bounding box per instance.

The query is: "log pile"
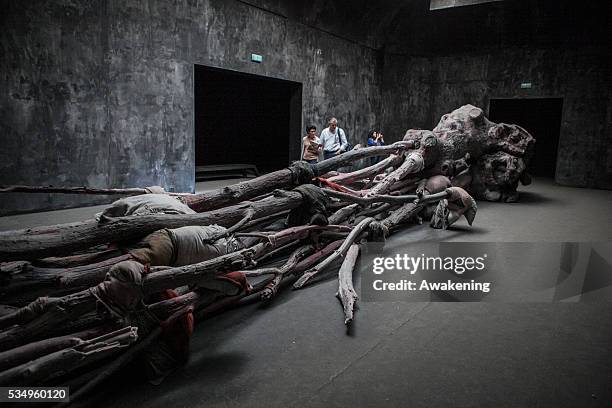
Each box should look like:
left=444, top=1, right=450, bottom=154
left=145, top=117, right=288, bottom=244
left=0, top=105, right=534, bottom=403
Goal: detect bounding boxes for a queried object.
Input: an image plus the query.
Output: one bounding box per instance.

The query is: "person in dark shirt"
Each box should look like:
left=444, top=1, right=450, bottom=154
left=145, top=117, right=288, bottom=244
left=367, top=130, right=385, bottom=165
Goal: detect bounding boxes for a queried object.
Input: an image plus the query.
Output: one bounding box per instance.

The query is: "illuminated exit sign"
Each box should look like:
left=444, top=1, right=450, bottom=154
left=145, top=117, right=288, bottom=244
left=251, top=53, right=263, bottom=63
left=520, top=82, right=532, bottom=89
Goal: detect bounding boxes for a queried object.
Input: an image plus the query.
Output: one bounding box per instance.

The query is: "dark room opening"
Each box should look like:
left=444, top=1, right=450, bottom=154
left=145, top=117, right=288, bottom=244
left=194, top=65, right=302, bottom=178
left=488, top=98, right=563, bottom=178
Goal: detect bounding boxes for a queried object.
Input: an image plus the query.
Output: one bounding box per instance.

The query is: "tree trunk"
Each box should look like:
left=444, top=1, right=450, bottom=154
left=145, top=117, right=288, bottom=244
left=336, top=244, right=360, bottom=325
left=181, top=142, right=414, bottom=212
left=0, top=191, right=304, bottom=262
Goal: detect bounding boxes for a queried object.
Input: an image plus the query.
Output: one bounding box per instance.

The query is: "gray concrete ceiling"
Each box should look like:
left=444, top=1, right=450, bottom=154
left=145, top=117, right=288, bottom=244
left=238, top=0, right=417, bottom=49
left=238, top=0, right=610, bottom=55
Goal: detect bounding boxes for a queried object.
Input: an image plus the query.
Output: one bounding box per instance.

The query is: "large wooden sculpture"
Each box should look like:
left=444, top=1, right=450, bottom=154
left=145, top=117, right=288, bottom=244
left=0, top=105, right=534, bottom=403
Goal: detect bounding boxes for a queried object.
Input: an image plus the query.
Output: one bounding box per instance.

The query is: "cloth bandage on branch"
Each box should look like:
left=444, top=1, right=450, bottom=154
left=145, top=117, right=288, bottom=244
left=126, top=225, right=245, bottom=267
left=97, top=194, right=195, bottom=221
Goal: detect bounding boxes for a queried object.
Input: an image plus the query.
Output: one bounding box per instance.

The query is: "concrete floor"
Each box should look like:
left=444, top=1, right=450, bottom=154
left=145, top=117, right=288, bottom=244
left=1, top=178, right=612, bottom=407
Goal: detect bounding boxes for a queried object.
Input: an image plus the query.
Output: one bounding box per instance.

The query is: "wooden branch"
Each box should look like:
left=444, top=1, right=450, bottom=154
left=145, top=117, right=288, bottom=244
left=0, top=185, right=150, bottom=195
left=0, top=326, right=138, bottom=386
left=0, top=326, right=112, bottom=372
left=0, top=108, right=497, bottom=395
left=315, top=141, right=415, bottom=175
left=328, top=203, right=360, bottom=225
left=379, top=191, right=450, bottom=234
left=201, top=207, right=256, bottom=243
left=0, top=291, right=99, bottom=351
left=238, top=210, right=290, bottom=232
left=324, top=163, right=423, bottom=227
left=192, top=272, right=277, bottom=321
left=259, top=245, right=314, bottom=300
left=327, top=154, right=402, bottom=185
left=367, top=151, right=425, bottom=197
left=388, top=176, right=421, bottom=193
left=293, top=217, right=374, bottom=289
left=254, top=240, right=300, bottom=264
left=33, top=249, right=123, bottom=268
left=0, top=191, right=305, bottom=262
left=292, top=240, right=344, bottom=274
left=323, top=189, right=418, bottom=206
left=0, top=224, right=338, bottom=349
left=355, top=203, right=394, bottom=218
left=59, top=326, right=162, bottom=407
left=60, top=289, right=201, bottom=403
left=336, top=244, right=360, bottom=325
left=181, top=170, right=300, bottom=212
left=189, top=241, right=344, bottom=320
left=181, top=142, right=413, bottom=212
left=143, top=225, right=349, bottom=295
left=1, top=254, right=133, bottom=304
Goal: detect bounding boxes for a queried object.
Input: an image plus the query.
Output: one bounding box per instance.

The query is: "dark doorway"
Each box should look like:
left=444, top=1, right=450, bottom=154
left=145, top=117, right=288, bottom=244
left=488, top=98, right=563, bottom=178
left=194, top=65, right=302, bottom=176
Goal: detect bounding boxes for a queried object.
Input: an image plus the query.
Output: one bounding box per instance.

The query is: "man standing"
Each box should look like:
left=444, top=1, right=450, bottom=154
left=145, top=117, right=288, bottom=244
left=320, top=117, right=349, bottom=160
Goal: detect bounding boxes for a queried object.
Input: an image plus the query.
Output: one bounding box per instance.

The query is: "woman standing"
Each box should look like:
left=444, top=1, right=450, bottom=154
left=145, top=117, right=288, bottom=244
left=302, top=125, right=321, bottom=164
left=367, top=130, right=385, bottom=165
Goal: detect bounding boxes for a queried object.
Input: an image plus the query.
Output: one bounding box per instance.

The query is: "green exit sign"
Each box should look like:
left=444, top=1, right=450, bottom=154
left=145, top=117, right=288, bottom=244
left=520, top=82, right=532, bottom=89
left=251, top=53, right=263, bottom=63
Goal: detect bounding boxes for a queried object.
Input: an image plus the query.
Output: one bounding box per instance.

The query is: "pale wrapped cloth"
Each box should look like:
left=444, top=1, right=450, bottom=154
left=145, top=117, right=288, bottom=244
left=97, top=194, right=194, bottom=221
left=127, top=225, right=243, bottom=267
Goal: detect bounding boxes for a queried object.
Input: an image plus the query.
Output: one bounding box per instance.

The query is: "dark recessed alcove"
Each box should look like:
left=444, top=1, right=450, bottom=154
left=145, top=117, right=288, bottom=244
left=489, top=98, right=563, bottom=178
left=194, top=65, right=302, bottom=176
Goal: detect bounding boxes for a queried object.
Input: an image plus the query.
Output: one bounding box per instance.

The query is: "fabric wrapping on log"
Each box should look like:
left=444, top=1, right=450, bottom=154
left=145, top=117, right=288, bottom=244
left=142, top=272, right=250, bottom=384
left=198, top=271, right=251, bottom=295
left=445, top=187, right=477, bottom=225
left=168, top=225, right=243, bottom=267
left=287, top=184, right=331, bottom=226
left=92, top=261, right=195, bottom=385
left=128, top=230, right=176, bottom=266
left=143, top=289, right=194, bottom=385
left=91, top=261, right=146, bottom=319
left=144, top=186, right=166, bottom=194
left=96, top=194, right=195, bottom=221
left=424, top=175, right=452, bottom=194
left=405, top=151, right=425, bottom=174
left=288, top=161, right=316, bottom=184
left=126, top=225, right=243, bottom=267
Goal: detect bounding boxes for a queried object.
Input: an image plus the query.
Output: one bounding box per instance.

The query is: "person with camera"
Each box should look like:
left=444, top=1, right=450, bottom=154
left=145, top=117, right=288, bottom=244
left=367, top=130, right=385, bottom=165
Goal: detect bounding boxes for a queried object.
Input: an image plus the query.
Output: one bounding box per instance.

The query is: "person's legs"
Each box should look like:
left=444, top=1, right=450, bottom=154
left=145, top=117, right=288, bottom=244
left=127, top=229, right=175, bottom=266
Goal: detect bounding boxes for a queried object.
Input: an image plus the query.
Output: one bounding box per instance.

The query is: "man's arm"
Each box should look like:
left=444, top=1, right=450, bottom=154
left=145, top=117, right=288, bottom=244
left=301, top=137, right=308, bottom=159
left=339, top=129, right=349, bottom=152
left=319, top=129, right=328, bottom=150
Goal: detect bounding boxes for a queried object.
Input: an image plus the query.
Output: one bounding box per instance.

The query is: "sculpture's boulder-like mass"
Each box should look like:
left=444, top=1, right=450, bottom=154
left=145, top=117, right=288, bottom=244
left=403, top=104, right=535, bottom=202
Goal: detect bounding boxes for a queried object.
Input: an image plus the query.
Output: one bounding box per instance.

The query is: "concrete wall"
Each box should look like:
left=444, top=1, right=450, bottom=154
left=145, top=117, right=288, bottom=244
left=380, top=47, right=612, bottom=188
left=0, top=0, right=384, bottom=214
left=380, top=0, right=612, bottom=189
left=2, top=0, right=610, bottom=216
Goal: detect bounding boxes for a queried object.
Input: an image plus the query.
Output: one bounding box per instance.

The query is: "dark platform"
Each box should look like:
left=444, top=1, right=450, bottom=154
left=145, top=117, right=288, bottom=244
left=195, top=164, right=260, bottom=181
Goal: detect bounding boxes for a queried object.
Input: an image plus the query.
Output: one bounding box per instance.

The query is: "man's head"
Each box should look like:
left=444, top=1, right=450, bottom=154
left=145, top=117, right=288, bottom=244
left=306, top=125, right=316, bottom=137
left=328, top=117, right=338, bottom=132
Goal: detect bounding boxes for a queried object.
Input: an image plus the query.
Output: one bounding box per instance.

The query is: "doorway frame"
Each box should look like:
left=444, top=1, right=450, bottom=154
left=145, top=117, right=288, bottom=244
left=193, top=64, right=303, bottom=179
left=487, top=96, right=565, bottom=180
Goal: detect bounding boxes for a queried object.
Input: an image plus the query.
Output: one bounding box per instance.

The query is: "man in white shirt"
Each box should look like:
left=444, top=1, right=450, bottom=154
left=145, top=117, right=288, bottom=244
left=320, top=117, right=349, bottom=160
